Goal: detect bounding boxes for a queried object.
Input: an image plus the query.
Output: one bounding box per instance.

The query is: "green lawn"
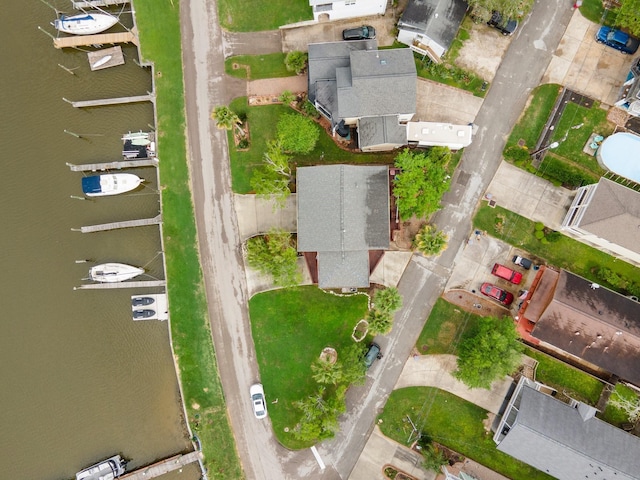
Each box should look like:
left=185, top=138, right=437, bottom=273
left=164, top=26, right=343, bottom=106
left=249, top=286, right=369, bottom=449
left=414, top=55, right=488, bottom=97
left=473, top=204, right=640, bottom=294
left=524, top=348, right=603, bottom=404
left=228, top=97, right=396, bottom=193
left=379, top=387, right=554, bottom=480
left=601, top=383, right=639, bottom=426
left=224, top=53, right=295, bottom=80
left=218, top=0, right=313, bottom=32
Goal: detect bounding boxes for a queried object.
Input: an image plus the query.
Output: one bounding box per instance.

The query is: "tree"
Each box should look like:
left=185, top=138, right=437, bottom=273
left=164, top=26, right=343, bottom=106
left=421, top=443, right=448, bottom=472
left=454, top=316, right=523, bottom=389
left=373, top=287, right=403, bottom=314
left=212, top=105, right=243, bottom=135
left=311, top=357, right=343, bottom=385
left=250, top=140, right=292, bottom=208
left=338, top=344, right=367, bottom=386
left=366, top=309, right=393, bottom=336
left=414, top=224, right=448, bottom=256
left=277, top=113, right=320, bottom=154
left=284, top=51, right=308, bottom=75
left=467, top=0, right=534, bottom=23
left=393, top=147, right=452, bottom=220
left=615, top=0, right=640, bottom=37
left=245, top=229, right=301, bottom=287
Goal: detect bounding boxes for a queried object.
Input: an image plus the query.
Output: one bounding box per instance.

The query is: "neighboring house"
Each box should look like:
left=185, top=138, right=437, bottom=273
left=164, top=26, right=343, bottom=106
left=307, top=40, right=416, bottom=144
left=494, top=377, right=640, bottom=480
left=296, top=165, right=390, bottom=289
left=406, top=121, right=473, bottom=149
left=516, top=266, right=640, bottom=386
left=309, top=0, right=386, bottom=22
left=562, top=177, right=640, bottom=266
left=397, top=0, right=468, bottom=63
left=615, top=56, right=640, bottom=117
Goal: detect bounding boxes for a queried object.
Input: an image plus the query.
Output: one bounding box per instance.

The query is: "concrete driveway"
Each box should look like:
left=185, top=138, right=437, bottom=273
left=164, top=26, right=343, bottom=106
left=543, top=9, right=637, bottom=106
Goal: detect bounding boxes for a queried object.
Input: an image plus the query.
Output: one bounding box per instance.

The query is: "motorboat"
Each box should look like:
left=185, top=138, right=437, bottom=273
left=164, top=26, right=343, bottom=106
left=76, top=454, right=125, bottom=480
left=89, top=263, right=144, bottom=283
left=133, top=309, right=156, bottom=319
left=122, top=131, right=156, bottom=159
left=132, top=296, right=155, bottom=307
left=81, top=173, right=143, bottom=197
left=54, top=12, right=119, bottom=36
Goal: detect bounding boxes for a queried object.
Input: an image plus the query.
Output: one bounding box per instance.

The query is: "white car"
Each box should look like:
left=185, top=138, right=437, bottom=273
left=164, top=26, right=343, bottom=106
left=250, top=383, right=267, bottom=419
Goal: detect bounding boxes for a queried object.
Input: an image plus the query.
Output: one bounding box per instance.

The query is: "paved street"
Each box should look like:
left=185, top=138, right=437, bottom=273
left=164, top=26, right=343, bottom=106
left=179, top=1, right=577, bottom=479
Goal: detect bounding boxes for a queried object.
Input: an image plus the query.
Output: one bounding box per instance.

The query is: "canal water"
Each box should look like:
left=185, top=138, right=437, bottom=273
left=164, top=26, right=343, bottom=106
left=0, top=3, right=197, bottom=479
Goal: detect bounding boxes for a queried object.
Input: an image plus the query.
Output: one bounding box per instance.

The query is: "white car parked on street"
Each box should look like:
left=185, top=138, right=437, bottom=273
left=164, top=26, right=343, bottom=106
left=250, top=383, right=267, bottom=419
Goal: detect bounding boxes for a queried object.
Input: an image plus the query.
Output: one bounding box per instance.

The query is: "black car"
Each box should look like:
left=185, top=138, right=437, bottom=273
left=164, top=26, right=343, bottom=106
left=512, top=255, right=533, bottom=270
left=132, top=296, right=155, bottom=307
left=133, top=309, right=156, bottom=319
left=342, top=25, right=376, bottom=41
left=487, top=11, right=518, bottom=36
left=363, top=342, right=382, bottom=368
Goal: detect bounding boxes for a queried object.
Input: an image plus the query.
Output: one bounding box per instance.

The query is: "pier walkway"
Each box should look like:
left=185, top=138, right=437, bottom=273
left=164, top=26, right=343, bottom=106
left=72, top=0, right=129, bottom=7
left=74, top=280, right=166, bottom=290
left=53, top=30, right=138, bottom=49
left=120, top=452, right=203, bottom=480
left=66, top=159, right=158, bottom=172
left=73, top=214, right=162, bottom=233
left=64, top=93, right=154, bottom=108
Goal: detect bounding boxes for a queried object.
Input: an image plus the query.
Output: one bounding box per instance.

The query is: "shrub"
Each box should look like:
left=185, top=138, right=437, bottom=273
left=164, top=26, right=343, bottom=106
left=538, top=157, right=598, bottom=188
left=284, top=51, right=308, bottom=75
left=535, top=230, right=545, bottom=240
left=534, top=222, right=545, bottom=231
left=504, top=145, right=531, bottom=165
left=546, top=230, right=562, bottom=242
left=276, top=113, right=320, bottom=154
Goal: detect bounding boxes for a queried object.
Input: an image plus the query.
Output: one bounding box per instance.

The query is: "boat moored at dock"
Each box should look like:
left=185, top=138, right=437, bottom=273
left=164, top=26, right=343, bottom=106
left=54, top=12, right=119, bottom=36
left=89, top=263, right=144, bottom=283
left=82, top=173, right=143, bottom=197
left=76, top=454, right=126, bottom=480
left=122, top=131, right=156, bottom=159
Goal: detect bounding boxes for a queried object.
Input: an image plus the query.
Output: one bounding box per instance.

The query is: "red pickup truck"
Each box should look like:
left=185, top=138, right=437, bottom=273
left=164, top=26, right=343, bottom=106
left=491, top=263, right=523, bottom=284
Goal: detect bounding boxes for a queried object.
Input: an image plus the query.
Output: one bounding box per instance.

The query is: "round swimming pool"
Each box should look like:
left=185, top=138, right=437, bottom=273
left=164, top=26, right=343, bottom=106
left=597, top=132, right=640, bottom=183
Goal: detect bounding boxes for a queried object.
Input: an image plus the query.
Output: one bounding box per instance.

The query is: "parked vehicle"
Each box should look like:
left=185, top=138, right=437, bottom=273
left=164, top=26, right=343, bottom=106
left=363, top=342, right=382, bottom=368
left=512, top=255, right=533, bottom=270
left=596, top=26, right=640, bottom=55
left=132, top=296, right=155, bottom=307
left=342, top=25, right=376, bottom=41
left=487, top=11, right=518, bottom=36
left=480, top=282, right=514, bottom=306
left=491, top=263, right=523, bottom=284
left=250, top=383, right=267, bottom=419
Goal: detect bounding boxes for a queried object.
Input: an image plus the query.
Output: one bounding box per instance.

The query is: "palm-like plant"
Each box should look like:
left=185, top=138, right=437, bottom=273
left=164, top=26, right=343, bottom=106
left=311, top=357, right=343, bottom=385
left=212, top=105, right=243, bottom=135
left=414, top=224, right=448, bottom=256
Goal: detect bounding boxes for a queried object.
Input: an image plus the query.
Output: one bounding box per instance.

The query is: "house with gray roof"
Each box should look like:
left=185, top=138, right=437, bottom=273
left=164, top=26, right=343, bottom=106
left=494, top=377, right=640, bottom=480
left=517, top=267, right=640, bottom=387
left=397, top=0, right=469, bottom=63
left=296, top=165, right=390, bottom=288
left=562, top=177, right=640, bottom=266
left=307, top=41, right=416, bottom=150
left=615, top=56, right=640, bottom=118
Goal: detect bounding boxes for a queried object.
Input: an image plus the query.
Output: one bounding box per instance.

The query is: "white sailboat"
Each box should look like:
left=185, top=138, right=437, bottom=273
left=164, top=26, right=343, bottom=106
left=54, top=12, right=118, bottom=36
left=89, top=263, right=144, bottom=283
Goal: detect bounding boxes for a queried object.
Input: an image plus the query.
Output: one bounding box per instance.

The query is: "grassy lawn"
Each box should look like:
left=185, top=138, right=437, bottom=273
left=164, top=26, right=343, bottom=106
left=135, top=1, right=242, bottom=478
left=473, top=204, right=640, bottom=294
left=228, top=97, right=396, bottom=193
left=524, top=347, right=603, bottom=404
left=249, top=286, right=369, bottom=449
left=224, top=53, right=295, bottom=80
left=379, top=387, right=554, bottom=480
left=414, top=298, right=484, bottom=354
left=579, top=0, right=617, bottom=26
left=218, top=0, right=312, bottom=32
left=414, top=54, right=488, bottom=97
left=601, top=383, right=639, bottom=426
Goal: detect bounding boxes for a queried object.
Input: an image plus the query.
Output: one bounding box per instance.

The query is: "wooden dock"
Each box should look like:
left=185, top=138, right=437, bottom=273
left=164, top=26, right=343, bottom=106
left=64, top=93, right=154, bottom=108
left=120, top=452, right=203, bottom=480
left=74, top=280, right=166, bottom=290
left=74, top=214, right=162, bottom=233
left=88, top=46, right=125, bottom=71
left=66, top=158, right=158, bottom=172
left=72, top=0, right=129, bottom=7
left=53, top=30, right=138, bottom=49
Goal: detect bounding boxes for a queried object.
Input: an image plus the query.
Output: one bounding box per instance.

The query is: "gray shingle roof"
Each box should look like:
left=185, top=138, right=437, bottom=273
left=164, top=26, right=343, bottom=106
left=358, top=115, right=407, bottom=149
left=317, top=251, right=371, bottom=288
left=498, top=386, right=640, bottom=480
left=398, top=0, right=468, bottom=50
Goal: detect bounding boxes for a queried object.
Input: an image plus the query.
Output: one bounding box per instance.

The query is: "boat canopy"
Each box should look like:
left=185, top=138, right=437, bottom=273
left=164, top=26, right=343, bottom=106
left=81, top=176, right=102, bottom=194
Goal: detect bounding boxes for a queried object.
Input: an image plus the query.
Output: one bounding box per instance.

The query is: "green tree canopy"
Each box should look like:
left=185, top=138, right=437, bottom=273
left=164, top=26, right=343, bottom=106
left=276, top=113, right=320, bottom=154
left=454, top=316, right=523, bottom=389
left=614, top=0, right=640, bottom=37
left=468, top=0, right=534, bottom=22
left=373, top=287, right=403, bottom=314
left=284, top=51, right=308, bottom=75
left=393, top=147, right=452, bottom=220
left=414, top=224, right=449, bottom=256
left=250, top=140, right=292, bottom=208
left=212, top=105, right=242, bottom=133
left=245, top=229, right=301, bottom=287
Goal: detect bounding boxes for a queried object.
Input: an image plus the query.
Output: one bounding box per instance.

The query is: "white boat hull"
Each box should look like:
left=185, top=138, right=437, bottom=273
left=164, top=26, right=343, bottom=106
left=89, top=263, right=144, bottom=283
left=82, top=173, right=143, bottom=197
left=54, top=13, right=118, bottom=36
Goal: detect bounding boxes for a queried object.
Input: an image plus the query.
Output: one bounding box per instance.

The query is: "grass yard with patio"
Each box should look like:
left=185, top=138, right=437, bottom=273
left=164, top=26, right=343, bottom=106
left=249, top=286, right=369, bottom=449
left=228, top=97, right=396, bottom=193
left=379, top=387, right=553, bottom=480
left=601, top=383, right=640, bottom=427
left=224, top=53, right=295, bottom=80
left=218, top=0, right=312, bottom=32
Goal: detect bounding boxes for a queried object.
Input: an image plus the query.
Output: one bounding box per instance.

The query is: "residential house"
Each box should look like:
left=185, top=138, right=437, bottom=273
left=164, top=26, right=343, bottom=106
left=397, top=0, right=468, bottom=63
left=309, top=0, right=386, bottom=22
left=516, top=266, right=640, bottom=387
left=307, top=40, right=416, bottom=150
left=494, top=377, right=640, bottom=480
left=562, top=177, right=640, bottom=266
left=615, top=56, right=640, bottom=117
left=296, top=165, right=390, bottom=289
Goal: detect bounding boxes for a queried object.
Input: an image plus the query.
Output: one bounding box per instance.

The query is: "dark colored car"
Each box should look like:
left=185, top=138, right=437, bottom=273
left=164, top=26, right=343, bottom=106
left=480, top=283, right=514, bottom=306
left=363, top=342, right=382, bottom=368
left=132, top=296, right=155, bottom=307
left=487, top=11, right=518, bottom=36
left=342, top=25, right=376, bottom=41
left=512, top=255, right=533, bottom=270
left=133, top=309, right=156, bottom=319
left=596, top=26, right=640, bottom=55
left=492, top=263, right=523, bottom=284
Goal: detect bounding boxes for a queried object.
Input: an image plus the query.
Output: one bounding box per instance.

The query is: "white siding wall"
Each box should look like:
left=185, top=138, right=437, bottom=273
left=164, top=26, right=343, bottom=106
left=311, top=0, right=386, bottom=21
